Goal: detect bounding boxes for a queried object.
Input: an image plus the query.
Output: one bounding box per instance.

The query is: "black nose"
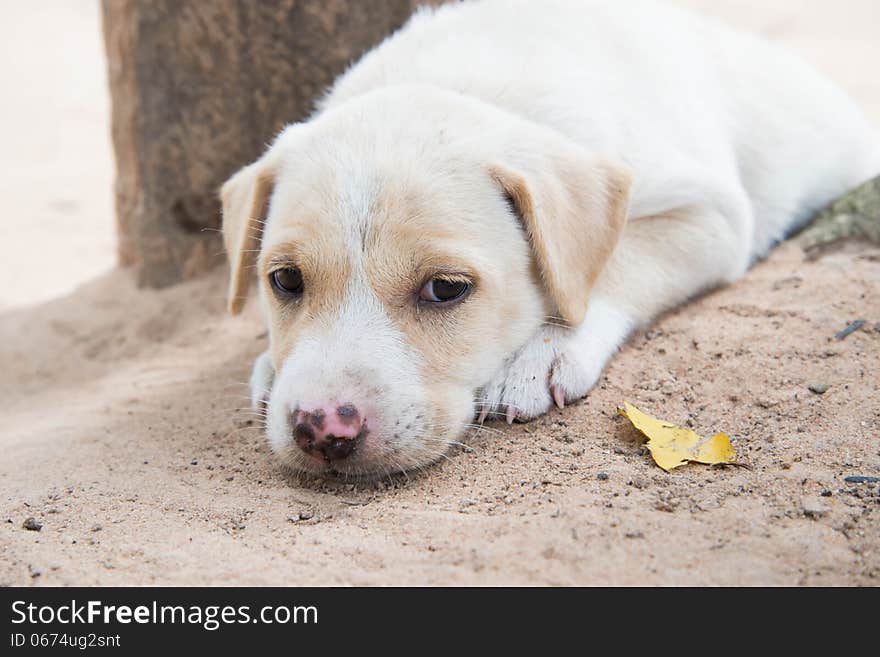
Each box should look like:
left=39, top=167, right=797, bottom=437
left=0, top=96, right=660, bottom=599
left=314, top=435, right=357, bottom=461
left=291, top=405, right=366, bottom=462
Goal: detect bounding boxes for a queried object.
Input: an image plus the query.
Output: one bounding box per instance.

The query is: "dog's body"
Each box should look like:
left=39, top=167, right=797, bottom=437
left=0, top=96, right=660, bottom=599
left=222, top=0, right=880, bottom=476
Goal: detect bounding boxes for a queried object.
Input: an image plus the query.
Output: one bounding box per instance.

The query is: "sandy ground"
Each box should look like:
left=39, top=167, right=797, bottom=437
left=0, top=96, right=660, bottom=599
left=1, top=1, right=879, bottom=586
left=0, top=0, right=114, bottom=312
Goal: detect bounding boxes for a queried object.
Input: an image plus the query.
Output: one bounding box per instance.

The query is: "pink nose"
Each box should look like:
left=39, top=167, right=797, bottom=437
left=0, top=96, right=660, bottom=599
left=291, top=403, right=367, bottom=462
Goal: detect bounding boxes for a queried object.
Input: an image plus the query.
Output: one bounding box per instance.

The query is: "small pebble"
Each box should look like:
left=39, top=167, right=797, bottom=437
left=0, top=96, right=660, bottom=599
left=597, top=472, right=609, bottom=481
left=22, top=517, right=42, bottom=531
left=802, top=496, right=827, bottom=518
left=808, top=383, right=829, bottom=395
left=298, top=511, right=314, bottom=521
left=844, top=476, right=880, bottom=484
left=834, top=319, right=865, bottom=341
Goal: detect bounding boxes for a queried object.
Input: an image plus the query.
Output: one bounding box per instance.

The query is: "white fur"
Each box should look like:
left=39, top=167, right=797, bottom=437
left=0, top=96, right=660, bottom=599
left=326, top=0, right=879, bottom=252
left=234, top=0, right=879, bottom=475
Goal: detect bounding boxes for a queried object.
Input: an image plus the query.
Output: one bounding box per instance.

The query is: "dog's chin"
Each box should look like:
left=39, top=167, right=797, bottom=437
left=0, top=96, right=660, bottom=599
left=269, top=434, right=457, bottom=481
left=274, top=448, right=452, bottom=481
left=264, top=394, right=475, bottom=480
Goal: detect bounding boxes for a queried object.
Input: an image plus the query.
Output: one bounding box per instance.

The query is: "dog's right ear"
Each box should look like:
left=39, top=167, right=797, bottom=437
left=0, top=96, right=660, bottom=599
left=220, top=155, right=278, bottom=315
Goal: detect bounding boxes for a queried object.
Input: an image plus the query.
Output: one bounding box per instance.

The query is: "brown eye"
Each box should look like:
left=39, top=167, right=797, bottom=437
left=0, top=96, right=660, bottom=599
left=270, top=267, right=304, bottom=296
left=419, top=277, right=472, bottom=304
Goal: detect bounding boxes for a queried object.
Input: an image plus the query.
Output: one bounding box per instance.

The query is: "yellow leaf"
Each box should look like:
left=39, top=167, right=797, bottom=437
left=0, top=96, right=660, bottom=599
left=617, top=402, right=736, bottom=472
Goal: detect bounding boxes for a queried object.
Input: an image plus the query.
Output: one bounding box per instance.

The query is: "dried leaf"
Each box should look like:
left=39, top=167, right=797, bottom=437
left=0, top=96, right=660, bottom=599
left=617, top=402, right=735, bottom=472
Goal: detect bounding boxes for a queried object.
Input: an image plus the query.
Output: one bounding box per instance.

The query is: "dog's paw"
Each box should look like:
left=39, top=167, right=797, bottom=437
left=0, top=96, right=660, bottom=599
left=476, top=325, right=606, bottom=423
left=249, top=351, right=275, bottom=412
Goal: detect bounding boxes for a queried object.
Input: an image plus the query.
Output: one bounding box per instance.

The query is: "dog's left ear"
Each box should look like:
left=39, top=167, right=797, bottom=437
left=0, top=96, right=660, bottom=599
left=489, top=136, right=632, bottom=326
left=220, top=155, right=278, bottom=315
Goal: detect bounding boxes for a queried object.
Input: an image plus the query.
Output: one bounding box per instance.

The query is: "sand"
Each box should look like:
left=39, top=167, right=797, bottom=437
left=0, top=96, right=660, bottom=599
left=0, top=0, right=114, bottom=312
left=1, top=1, right=879, bottom=586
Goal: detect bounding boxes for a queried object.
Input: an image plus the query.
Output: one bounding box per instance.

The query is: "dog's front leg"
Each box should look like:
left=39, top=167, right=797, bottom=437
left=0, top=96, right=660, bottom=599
left=478, top=204, right=751, bottom=422
left=476, top=301, right=629, bottom=423
left=249, top=350, right=275, bottom=412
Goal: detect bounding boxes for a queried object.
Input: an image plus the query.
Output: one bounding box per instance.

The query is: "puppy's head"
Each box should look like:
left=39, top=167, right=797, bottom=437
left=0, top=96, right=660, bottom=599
left=221, top=88, right=630, bottom=477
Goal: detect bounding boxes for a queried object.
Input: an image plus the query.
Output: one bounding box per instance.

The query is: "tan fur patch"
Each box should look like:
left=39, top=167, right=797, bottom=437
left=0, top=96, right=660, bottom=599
left=220, top=163, right=276, bottom=315
left=363, top=190, right=483, bottom=386
left=489, top=158, right=632, bottom=325
left=259, top=233, right=353, bottom=370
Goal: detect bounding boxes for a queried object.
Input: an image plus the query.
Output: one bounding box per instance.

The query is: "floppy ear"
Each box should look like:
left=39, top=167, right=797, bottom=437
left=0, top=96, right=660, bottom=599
left=220, top=157, right=277, bottom=315
left=488, top=140, right=632, bottom=326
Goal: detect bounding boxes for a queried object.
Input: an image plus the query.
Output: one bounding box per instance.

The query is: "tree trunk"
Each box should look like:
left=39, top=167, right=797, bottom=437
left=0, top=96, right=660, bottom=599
left=102, top=0, right=438, bottom=287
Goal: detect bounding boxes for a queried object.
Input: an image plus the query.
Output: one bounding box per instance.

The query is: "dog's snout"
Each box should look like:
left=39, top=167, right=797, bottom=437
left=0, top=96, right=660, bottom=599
left=291, top=404, right=367, bottom=462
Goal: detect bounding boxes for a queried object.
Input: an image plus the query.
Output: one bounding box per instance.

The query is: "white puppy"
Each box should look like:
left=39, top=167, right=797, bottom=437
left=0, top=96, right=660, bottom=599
left=221, top=0, right=879, bottom=477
